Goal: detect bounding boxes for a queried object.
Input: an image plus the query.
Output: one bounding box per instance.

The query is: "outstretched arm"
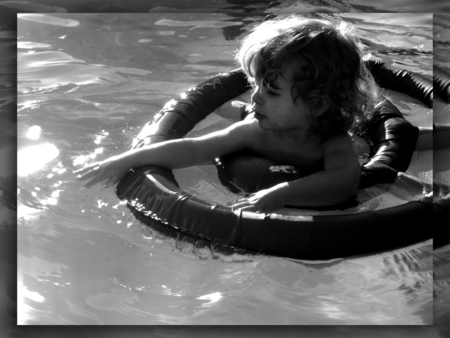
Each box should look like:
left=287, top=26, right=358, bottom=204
left=232, top=133, right=361, bottom=212
left=75, top=119, right=254, bottom=188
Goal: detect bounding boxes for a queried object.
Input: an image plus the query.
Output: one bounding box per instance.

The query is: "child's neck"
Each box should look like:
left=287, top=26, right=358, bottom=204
left=275, top=126, right=316, bottom=145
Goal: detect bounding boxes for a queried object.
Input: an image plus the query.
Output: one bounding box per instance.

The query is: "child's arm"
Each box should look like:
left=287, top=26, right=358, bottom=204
left=232, top=133, right=361, bottom=212
left=75, top=119, right=255, bottom=188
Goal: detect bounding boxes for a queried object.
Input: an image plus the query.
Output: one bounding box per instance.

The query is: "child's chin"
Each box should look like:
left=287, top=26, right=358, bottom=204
left=257, top=120, right=273, bottom=130
left=256, top=120, right=268, bottom=129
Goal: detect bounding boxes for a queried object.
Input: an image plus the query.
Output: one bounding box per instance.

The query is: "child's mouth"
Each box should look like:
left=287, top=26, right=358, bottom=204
left=254, top=110, right=265, bottom=119
left=251, top=105, right=264, bottom=119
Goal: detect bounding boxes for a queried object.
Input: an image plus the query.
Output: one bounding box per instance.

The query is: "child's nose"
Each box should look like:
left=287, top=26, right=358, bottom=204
left=251, top=85, right=263, bottom=104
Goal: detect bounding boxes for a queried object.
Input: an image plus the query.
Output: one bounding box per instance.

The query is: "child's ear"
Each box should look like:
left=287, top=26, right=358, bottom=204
left=315, top=95, right=330, bottom=116
left=306, top=91, right=330, bottom=117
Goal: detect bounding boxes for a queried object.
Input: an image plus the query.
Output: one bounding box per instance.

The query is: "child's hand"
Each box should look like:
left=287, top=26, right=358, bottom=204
left=231, top=186, right=284, bottom=213
left=74, top=154, right=131, bottom=188
left=231, top=101, right=254, bottom=119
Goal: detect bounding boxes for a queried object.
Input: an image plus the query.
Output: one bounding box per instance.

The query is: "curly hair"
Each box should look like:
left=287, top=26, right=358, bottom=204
left=236, top=16, right=380, bottom=138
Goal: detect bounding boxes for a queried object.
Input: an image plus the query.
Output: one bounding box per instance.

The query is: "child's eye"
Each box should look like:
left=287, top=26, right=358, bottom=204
left=250, top=78, right=278, bottom=96
left=264, top=82, right=278, bottom=96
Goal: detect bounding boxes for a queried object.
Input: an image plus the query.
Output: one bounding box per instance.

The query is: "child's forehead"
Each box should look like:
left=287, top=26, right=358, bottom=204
left=253, top=51, right=304, bottom=77
left=276, top=63, right=299, bottom=83
left=259, top=70, right=294, bottom=90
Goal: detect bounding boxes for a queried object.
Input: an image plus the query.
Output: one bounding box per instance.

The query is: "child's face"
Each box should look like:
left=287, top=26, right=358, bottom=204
left=250, top=70, right=312, bottom=136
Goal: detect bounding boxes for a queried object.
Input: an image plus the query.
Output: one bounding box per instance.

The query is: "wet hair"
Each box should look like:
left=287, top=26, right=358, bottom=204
left=237, top=15, right=380, bottom=138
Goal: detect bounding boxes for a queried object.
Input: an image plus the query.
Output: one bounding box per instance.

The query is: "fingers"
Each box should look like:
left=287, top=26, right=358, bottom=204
left=102, top=176, right=113, bottom=188
left=75, top=166, right=101, bottom=181
left=231, top=101, right=247, bottom=109
left=231, top=197, right=250, bottom=209
left=83, top=172, right=109, bottom=188
left=74, top=161, right=102, bottom=179
left=231, top=193, right=278, bottom=213
left=232, top=204, right=265, bottom=213
left=231, top=197, right=263, bottom=213
left=74, top=164, right=105, bottom=187
left=102, top=175, right=119, bottom=189
left=74, top=158, right=121, bottom=189
left=75, top=160, right=123, bottom=189
left=231, top=101, right=254, bottom=119
left=74, top=162, right=99, bottom=174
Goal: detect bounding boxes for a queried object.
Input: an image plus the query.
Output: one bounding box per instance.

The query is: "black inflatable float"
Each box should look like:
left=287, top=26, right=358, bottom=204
left=433, top=65, right=450, bottom=249
left=434, top=66, right=450, bottom=104
left=116, top=60, right=436, bottom=260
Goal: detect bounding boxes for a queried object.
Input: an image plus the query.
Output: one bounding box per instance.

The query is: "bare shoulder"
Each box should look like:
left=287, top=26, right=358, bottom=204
left=220, top=116, right=263, bottom=146
left=195, top=117, right=255, bottom=139
left=322, top=132, right=358, bottom=169
left=189, top=117, right=260, bottom=159
left=322, top=132, right=354, bottom=152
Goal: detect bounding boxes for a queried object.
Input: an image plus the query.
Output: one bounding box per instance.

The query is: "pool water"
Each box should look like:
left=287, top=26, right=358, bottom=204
left=435, top=15, right=450, bottom=73
left=15, top=12, right=438, bottom=327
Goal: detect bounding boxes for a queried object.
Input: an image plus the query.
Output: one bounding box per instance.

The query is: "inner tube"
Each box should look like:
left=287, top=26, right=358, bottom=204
left=116, top=60, right=434, bottom=260
left=434, top=66, right=450, bottom=103
left=433, top=65, right=450, bottom=249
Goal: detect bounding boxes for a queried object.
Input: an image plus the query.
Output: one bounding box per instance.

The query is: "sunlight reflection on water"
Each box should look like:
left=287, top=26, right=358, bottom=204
left=18, top=143, right=59, bottom=177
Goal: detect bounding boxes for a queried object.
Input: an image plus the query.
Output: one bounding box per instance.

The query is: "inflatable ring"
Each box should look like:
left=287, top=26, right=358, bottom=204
left=434, top=66, right=450, bottom=104
left=116, top=60, right=434, bottom=260
left=433, top=65, right=450, bottom=249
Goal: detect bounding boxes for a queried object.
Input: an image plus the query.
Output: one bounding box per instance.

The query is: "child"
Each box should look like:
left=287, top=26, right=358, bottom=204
left=76, top=16, right=379, bottom=213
